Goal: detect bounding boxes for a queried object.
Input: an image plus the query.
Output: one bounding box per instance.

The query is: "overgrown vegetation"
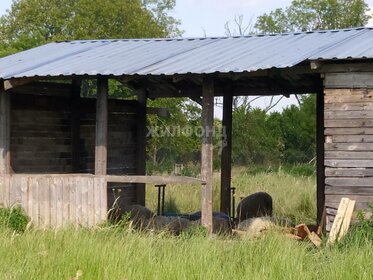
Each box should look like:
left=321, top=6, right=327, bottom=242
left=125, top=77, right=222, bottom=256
left=0, top=206, right=29, bottom=232
left=1, top=169, right=373, bottom=279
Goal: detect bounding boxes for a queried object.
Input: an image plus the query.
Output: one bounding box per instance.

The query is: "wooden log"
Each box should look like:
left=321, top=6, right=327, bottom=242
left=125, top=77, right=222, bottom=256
left=201, top=77, right=214, bottom=235
left=329, top=135, right=373, bottom=143
left=220, top=85, right=232, bottom=215
left=325, top=151, right=373, bottom=159
left=325, top=128, right=373, bottom=135
left=325, top=102, right=373, bottom=111
left=325, top=177, right=373, bottom=187
left=325, top=119, right=373, bottom=128
left=325, top=110, right=373, bottom=120
left=136, top=89, right=146, bottom=205
left=325, top=143, right=373, bottom=151
left=324, top=89, right=373, bottom=103
left=325, top=88, right=371, bottom=96
left=325, top=185, right=373, bottom=195
left=95, top=77, right=108, bottom=175
left=325, top=73, right=373, bottom=89
left=325, top=159, right=373, bottom=168
left=0, top=86, right=11, bottom=175
left=325, top=167, right=373, bottom=177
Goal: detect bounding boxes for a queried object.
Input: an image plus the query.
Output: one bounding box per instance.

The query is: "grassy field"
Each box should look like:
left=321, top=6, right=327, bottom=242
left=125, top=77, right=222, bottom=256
left=1, top=168, right=372, bottom=280
left=146, top=167, right=317, bottom=224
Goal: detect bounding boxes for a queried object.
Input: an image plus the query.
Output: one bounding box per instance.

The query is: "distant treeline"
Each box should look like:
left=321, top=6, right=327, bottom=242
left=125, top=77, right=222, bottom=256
left=147, top=95, right=316, bottom=174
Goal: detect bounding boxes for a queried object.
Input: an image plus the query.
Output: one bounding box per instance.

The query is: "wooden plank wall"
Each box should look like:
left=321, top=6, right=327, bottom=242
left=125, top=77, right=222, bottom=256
left=324, top=72, right=373, bottom=231
left=8, top=90, right=140, bottom=220
left=78, top=98, right=138, bottom=175
left=0, top=174, right=107, bottom=227
left=11, top=94, right=72, bottom=173
left=78, top=98, right=139, bottom=213
left=10, top=92, right=138, bottom=175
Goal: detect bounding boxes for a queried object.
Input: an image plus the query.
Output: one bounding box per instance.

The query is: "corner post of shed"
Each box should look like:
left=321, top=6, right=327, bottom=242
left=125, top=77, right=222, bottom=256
left=201, top=76, right=214, bottom=235
left=220, top=83, right=233, bottom=215
left=95, top=76, right=108, bottom=175
left=316, top=86, right=325, bottom=225
left=71, top=79, right=81, bottom=173
left=136, top=89, right=147, bottom=205
left=0, top=82, right=11, bottom=175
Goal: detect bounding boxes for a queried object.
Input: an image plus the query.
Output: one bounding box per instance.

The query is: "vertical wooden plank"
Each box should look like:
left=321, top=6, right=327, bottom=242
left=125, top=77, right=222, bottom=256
left=95, top=77, right=108, bottom=175
left=97, top=176, right=107, bottom=223
left=62, top=177, right=71, bottom=227
left=0, top=86, right=11, bottom=175
left=81, top=177, right=89, bottom=226
left=9, top=176, right=16, bottom=207
left=20, top=176, right=28, bottom=215
left=136, top=89, right=147, bottom=205
left=87, top=177, right=94, bottom=227
left=37, top=177, right=44, bottom=227
left=3, top=175, right=10, bottom=207
left=71, top=80, right=81, bottom=173
left=27, top=177, right=33, bottom=224
left=13, top=176, right=23, bottom=207
left=0, top=176, right=4, bottom=206
left=317, top=88, right=325, bottom=225
left=32, top=177, right=40, bottom=226
left=49, top=176, right=57, bottom=227
left=327, top=198, right=350, bottom=245
left=94, top=176, right=102, bottom=224
left=69, top=177, right=77, bottom=226
left=201, top=77, right=214, bottom=235
left=76, top=177, right=83, bottom=225
left=339, top=199, right=355, bottom=240
left=56, top=177, right=63, bottom=228
left=42, top=176, right=51, bottom=227
left=220, top=84, right=233, bottom=215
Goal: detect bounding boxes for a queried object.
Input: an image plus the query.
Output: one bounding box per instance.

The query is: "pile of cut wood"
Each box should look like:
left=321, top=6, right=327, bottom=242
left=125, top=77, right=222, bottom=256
left=288, top=197, right=356, bottom=247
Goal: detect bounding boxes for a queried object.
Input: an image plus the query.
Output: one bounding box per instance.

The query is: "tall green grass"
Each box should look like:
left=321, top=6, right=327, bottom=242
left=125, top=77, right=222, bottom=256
left=1, top=168, right=372, bottom=280
left=1, top=226, right=372, bottom=280
left=146, top=168, right=316, bottom=224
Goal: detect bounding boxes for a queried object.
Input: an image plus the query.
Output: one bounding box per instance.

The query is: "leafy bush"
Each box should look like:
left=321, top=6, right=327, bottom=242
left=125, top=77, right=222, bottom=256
left=0, top=206, right=30, bottom=232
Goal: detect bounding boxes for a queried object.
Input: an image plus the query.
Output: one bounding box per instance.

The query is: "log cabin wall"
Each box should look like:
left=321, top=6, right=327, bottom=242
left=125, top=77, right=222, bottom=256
left=324, top=72, right=373, bottom=231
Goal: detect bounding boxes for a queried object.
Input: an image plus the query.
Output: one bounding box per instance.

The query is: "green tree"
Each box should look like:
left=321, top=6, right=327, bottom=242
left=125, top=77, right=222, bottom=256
left=255, top=0, right=371, bottom=33
left=0, top=0, right=181, bottom=55
left=232, top=107, right=282, bottom=165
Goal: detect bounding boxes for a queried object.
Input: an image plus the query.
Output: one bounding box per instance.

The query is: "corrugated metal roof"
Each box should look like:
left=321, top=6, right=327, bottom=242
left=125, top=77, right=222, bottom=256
left=1, top=27, right=373, bottom=79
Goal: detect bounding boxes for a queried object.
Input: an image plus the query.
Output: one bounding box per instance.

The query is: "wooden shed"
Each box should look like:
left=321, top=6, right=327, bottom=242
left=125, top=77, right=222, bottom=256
left=1, top=27, right=373, bottom=231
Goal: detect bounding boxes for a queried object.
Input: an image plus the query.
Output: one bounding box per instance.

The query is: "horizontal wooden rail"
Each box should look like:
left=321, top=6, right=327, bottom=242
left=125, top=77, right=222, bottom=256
left=105, top=175, right=206, bottom=185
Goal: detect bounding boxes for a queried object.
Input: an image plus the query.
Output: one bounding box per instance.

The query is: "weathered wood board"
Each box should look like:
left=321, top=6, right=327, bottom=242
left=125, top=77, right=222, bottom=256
left=0, top=174, right=107, bottom=227
left=324, top=74, right=373, bottom=231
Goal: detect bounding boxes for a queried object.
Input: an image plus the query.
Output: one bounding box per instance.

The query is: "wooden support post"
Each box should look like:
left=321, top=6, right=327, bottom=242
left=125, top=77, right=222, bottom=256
left=201, top=77, right=214, bottom=235
left=71, top=79, right=81, bottom=173
left=95, top=77, right=108, bottom=175
left=316, top=87, right=325, bottom=225
left=0, top=84, right=11, bottom=175
left=136, top=90, right=147, bottom=205
left=220, top=85, right=233, bottom=215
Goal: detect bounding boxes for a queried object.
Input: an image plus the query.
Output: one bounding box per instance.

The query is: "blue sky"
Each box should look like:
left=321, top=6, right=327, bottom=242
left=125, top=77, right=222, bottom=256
left=1, top=0, right=372, bottom=113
